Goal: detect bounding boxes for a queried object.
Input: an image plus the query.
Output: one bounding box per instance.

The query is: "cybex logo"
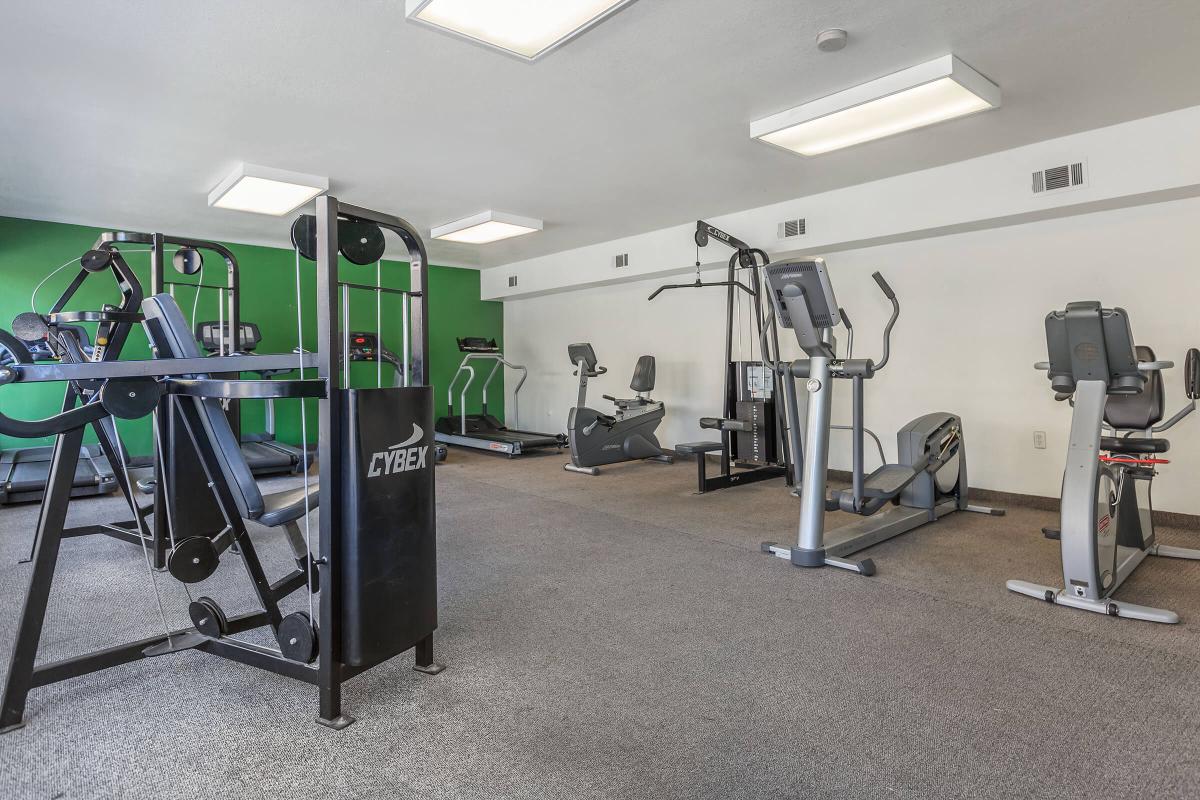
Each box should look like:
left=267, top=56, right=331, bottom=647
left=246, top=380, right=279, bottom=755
left=367, top=424, right=429, bottom=477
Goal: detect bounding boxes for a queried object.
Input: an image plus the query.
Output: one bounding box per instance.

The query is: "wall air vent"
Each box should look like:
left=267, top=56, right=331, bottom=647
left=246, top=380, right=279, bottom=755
left=507, top=275, right=518, bottom=288
left=1032, top=161, right=1086, bottom=194
left=778, top=218, right=806, bottom=239
left=614, top=253, right=629, bottom=269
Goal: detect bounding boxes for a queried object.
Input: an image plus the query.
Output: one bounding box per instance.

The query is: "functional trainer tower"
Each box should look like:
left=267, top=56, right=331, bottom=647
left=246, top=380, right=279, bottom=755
left=650, top=221, right=797, bottom=493
left=760, top=260, right=1000, bottom=575
left=563, top=343, right=673, bottom=475
left=1007, top=302, right=1200, bottom=622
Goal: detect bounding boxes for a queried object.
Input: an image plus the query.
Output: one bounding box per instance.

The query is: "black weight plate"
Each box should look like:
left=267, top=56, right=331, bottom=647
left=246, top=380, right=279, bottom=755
left=80, top=249, right=114, bottom=273
left=168, top=536, right=220, bottom=583
left=100, top=377, right=162, bottom=419
left=172, top=247, right=203, bottom=275
left=290, top=215, right=318, bottom=261
left=277, top=611, right=318, bottom=663
left=189, top=596, right=229, bottom=637
left=339, top=221, right=386, bottom=265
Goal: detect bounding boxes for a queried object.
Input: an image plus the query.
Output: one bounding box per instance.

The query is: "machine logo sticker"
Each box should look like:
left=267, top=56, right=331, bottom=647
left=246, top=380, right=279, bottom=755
left=367, top=424, right=429, bottom=477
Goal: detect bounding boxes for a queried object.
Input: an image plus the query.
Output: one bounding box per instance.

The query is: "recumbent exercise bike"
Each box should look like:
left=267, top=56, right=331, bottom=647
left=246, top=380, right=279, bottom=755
left=1008, top=301, right=1200, bottom=623
left=564, top=343, right=673, bottom=476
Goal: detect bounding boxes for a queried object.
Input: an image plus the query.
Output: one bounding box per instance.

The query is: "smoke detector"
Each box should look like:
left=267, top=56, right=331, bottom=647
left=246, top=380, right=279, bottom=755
left=816, top=29, right=848, bottom=52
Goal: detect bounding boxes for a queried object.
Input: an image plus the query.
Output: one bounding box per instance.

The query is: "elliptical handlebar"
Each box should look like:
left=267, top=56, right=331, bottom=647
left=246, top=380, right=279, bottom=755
left=871, top=271, right=900, bottom=372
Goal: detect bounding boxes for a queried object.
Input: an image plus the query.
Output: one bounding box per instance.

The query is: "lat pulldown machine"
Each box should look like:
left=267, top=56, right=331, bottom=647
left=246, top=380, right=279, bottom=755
left=0, top=197, right=442, bottom=732
left=650, top=221, right=799, bottom=493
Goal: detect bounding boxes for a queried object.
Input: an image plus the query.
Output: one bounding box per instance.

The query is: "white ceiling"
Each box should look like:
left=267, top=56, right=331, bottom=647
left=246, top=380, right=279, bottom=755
left=2, top=0, right=1199, bottom=269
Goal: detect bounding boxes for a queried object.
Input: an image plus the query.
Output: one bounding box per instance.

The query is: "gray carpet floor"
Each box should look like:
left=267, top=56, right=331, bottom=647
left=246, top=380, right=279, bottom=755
left=2, top=448, right=1200, bottom=799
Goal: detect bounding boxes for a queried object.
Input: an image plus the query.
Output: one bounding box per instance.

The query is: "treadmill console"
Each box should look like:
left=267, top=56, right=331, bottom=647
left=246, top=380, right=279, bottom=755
left=348, top=331, right=379, bottom=361
left=195, top=321, right=263, bottom=354
left=457, top=337, right=500, bottom=353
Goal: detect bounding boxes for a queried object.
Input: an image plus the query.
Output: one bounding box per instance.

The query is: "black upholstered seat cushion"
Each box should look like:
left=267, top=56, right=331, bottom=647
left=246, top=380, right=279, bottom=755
left=1100, top=436, right=1169, bottom=455
left=259, top=485, right=321, bottom=527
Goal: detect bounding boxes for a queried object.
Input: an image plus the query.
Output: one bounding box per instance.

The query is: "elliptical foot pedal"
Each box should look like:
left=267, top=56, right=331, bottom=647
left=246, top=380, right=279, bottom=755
left=1042, top=527, right=1061, bottom=540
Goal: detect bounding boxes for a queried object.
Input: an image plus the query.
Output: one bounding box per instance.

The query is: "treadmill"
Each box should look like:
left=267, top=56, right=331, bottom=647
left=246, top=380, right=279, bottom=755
left=195, top=320, right=313, bottom=476
left=435, top=337, right=565, bottom=457
left=0, top=331, right=120, bottom=505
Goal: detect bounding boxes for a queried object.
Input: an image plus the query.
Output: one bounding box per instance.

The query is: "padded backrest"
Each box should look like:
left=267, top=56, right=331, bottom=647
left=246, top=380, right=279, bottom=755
left=1043, top=302, right=1143, bottom=396
left=1105, top=345, right=1164, bottom=431
left=630, top=355, right=655, bottom=393
left=142, top=294, right=263, bottom=520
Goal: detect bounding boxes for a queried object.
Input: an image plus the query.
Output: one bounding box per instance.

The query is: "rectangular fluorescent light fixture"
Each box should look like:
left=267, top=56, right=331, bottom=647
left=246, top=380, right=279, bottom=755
left=405, top=0, right=636, bottom=61
left=750, top=55, right=1000, bottom=157
left=431, top=211, right=543, bottom=244
left=208, top=162, right=329, bottom=216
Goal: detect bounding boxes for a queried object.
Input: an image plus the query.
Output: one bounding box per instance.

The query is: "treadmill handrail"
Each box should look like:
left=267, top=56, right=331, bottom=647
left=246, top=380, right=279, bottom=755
left=444, top=351, right=529, bottom=435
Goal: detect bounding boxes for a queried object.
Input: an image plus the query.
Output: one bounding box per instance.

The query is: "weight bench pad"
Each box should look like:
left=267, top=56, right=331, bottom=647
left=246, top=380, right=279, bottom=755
left=675, top=441, right=723, bottom=455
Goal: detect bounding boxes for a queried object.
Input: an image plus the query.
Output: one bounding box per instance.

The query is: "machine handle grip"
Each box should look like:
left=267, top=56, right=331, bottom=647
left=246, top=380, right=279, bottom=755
left=871, top=271, right=895, bottom=300
left=838, top=308, right=852, bottom=330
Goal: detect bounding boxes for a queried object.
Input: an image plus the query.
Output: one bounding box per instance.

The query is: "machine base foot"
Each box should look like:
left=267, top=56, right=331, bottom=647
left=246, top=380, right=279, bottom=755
left=316, top=714, right=356, bottom=730
left=647, top=455, right=674, bottom=464
left=762, top=544, right=875, bottom=575
left=0, top=719, right=28, bottom=735
left=563, top=464, right=600, bottom=476
left=1006, top=579, right=1180, bottom=623
left=966, top=504, right=1005, bottom=516
left=413, top=662, right=446, bottom=675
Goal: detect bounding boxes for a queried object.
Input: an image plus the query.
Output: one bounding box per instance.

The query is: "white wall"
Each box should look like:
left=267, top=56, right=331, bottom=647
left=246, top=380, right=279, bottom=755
left=501, top=196, right=1200, bottom=514
left=483, top=105, right=1200, bottom=302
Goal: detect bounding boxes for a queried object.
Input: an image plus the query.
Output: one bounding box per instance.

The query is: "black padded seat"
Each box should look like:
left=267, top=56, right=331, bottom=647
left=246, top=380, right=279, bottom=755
left=675, top=441, right=723, bottom=455
left=1100, top=437, right=1169, bottom=455
left=142, top=294, right=319, bottom=529
left=259, top=485, right=320, bottom=527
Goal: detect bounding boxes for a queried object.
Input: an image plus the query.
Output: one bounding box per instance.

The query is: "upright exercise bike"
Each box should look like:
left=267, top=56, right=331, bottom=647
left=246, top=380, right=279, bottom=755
left=564, top=343, right=673, bottom=476
left=759, top=260, right=1001, bottom=575
left=1008, top=301, right=1200, bottom=623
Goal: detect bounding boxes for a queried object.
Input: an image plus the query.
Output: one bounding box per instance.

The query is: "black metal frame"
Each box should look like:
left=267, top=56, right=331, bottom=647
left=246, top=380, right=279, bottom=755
left=0, top=197, right=439, bottom=733
left=649, top=221, right=794, bottom=493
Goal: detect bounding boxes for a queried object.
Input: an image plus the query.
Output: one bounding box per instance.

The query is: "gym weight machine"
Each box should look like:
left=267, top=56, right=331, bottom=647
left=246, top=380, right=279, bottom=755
left=650, top=221, right=798, bottom=493
left=0, top=197, right=442, bottom=732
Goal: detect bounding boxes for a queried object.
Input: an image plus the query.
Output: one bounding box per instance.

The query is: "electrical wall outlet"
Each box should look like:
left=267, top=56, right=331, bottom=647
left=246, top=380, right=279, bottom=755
left=1033, top=431, right=1047, bottom=449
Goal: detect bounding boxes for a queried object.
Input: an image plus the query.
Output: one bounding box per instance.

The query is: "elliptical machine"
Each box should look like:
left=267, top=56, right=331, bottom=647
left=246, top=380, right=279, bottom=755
left=760, top=260, right=1001, bottom=575
left=1007, top=301, right=1200, bottom=623
left=563, top=343, right=673, bottom=476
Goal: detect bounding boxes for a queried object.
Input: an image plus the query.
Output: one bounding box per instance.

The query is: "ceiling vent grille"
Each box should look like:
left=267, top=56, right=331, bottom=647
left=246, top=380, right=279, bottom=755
left=778, top=218, right=806, bottom=239
left=614, top=253, right=629, bottom=269
left=1032, top=161, right=1086, bottom=194
left=507, top=275, right=518, bottom=288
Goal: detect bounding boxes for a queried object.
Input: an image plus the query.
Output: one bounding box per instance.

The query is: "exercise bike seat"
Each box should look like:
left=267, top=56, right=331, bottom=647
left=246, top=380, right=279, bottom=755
left=1100, top=437, right=1169, bottom=455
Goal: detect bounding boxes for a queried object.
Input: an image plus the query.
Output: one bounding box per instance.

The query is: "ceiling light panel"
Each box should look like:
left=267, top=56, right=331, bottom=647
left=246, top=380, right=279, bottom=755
left=208, top=163, right=329, bottom=216
left=431, top=211, right=543, bottom=244
left=751, top=55, right=1000, bottom=157
left=405, top=0, right=636, bottom=61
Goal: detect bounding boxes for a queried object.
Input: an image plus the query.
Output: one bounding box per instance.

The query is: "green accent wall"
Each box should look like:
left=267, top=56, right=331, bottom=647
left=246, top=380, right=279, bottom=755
left=0, top=216, right=503, bottom=455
